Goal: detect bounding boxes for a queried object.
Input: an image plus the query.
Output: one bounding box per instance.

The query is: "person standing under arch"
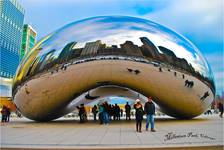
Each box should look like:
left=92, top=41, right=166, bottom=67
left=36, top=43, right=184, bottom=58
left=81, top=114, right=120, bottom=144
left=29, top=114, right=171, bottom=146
left=76, top=104, right=87, bottom=123
left=92, top=105, right=98, bottom=121
left=144, top=97, right=156, bottom=132
left=134, top=99, right=144, bottom=133
left=125, top=102, right=131, bottom=120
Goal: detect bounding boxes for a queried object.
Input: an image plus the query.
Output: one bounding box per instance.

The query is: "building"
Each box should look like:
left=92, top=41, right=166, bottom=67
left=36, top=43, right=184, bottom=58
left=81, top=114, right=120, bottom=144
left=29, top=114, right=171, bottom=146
left=98, top=47, right=124, bottom=55
left=158, top=46, right=192, bottom=71
left=81, top=40, right=103, bottom=56
left=140, top=37, right=161, bottom=60
left=57, top=41, right=77, bottom=63
left=158, top=46, right=177, bottom=65
left=20, top=24, right=37, bottom=60
left=0, top=0, right=25, bottom=78
left=120, top=41, right=143, bottom=57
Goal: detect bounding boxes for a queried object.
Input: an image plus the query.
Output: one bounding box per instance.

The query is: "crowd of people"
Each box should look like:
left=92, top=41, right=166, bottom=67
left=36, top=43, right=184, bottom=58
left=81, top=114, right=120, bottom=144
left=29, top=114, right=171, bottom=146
left=76, top=97, right=156, bottom=133
left=75, top=97, right=224, bottom=133
left=77, top=101, right=132, bottom=124
left=1, top=97, right=223, bottom=129
left=1, top=105, right=11, bottom=123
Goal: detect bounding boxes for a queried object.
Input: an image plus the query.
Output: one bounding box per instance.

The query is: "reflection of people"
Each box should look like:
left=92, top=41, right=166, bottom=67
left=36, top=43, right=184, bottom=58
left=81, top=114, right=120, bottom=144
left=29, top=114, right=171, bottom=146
left=98, top=103, right=104, bottom=124
left=185, top=80, right=189, bottom=86
left=185, top=80, right=194, bottom=88
left=92, top=105, right=98, bottom=121
left=144, top=97, right=156, bottom=132
left=190, top=81, right=194, bottom=88
left=6, top=107, right=11, bottom=122
left=205, top=109, right=212, bottom=115
left=76, top=104, right=87, bottom=123
left=16, top=110, right=22, bottom=118
left=218, top=102, right=223, bottom=118
left=125, top=102, right=131, bottom=120
left=174, top=72, right=177, bottom=76
left=200, top=91, right=209, bottom=101
left=134, top=99, right=144, bottom=133
left=159, top=67, right=162, bottom=72
left=182, top=74, right=185, bottom=79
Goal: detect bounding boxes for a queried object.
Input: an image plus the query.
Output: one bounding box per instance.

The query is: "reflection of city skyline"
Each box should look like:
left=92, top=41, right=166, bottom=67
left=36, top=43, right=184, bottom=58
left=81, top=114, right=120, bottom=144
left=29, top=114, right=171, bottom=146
left=19, top=36, right=215, bottom=94
left=58, top=37, right=194, bottom=73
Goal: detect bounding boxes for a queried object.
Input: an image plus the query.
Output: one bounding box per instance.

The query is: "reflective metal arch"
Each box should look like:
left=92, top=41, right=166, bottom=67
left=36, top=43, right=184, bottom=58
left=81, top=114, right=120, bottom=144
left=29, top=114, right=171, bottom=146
left=12, top=16, right=215, bottom=121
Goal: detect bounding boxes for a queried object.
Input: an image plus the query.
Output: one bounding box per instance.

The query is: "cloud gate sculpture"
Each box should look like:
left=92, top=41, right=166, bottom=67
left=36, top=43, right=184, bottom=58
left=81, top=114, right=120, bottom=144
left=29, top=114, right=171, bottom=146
left=12, top=16, right=215, bottom=121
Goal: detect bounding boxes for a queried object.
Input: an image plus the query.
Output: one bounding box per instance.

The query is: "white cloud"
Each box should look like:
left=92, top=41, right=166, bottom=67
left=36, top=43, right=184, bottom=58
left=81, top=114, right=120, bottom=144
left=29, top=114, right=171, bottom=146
left=205, top=53, right=224, bottom=71
left=144, top=0, right=223, bottom=42
left=204, top=52, right=224, bottom=94
left=214, top=71, right=224, bottom=93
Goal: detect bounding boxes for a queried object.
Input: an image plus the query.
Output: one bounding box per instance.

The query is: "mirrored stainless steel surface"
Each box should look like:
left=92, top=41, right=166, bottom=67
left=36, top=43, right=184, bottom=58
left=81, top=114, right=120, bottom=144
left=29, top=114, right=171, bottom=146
left=12, top=16, right=215, bottom=121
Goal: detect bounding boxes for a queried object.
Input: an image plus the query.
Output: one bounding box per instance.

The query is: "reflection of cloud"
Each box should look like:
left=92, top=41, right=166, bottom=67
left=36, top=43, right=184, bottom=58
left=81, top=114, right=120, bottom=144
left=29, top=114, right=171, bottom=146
left=191, top=53, right=208, bottom=75
left=140, top=30, right=209, bottom=76
left=37, top=16, right=213, bottom=86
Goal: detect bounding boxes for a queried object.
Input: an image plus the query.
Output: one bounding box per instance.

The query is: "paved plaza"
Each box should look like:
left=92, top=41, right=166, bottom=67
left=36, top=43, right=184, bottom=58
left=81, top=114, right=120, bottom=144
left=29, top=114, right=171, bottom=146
left=0, top=114, right=223, bottom=150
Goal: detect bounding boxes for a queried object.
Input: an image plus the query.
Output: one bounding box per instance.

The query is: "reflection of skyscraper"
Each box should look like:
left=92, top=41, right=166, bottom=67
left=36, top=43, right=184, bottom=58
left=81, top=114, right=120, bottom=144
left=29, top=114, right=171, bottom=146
left=58, top=41, right=77, bottom=63
left=98, top=46, right=123, bottom=55
left=158, top=46, right=192, bottom=71
left=120, top=41, right=143, bottom=57
left=0, top=0, right=25, bottom=78
left=37, top=49, right=56, bottom=71
left=81, top=40, right=102, bottom=56
left=179, top=58, right=191, bottom=72
left=158, top=46, right=176, bottom=58
left=15, top=47, right=42, bottom=82
left=70, top=48, right=82, bottom=59
left=20, top=24, right=37, bottom=60
left=158, top=46, right=176, bottom=65
left=140, top=37, right=160, bottom=60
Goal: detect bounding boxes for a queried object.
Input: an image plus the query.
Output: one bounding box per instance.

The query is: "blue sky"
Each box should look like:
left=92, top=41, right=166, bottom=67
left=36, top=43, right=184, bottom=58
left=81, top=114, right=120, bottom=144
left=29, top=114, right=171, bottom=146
left=18, top=0, right=223, bottom=95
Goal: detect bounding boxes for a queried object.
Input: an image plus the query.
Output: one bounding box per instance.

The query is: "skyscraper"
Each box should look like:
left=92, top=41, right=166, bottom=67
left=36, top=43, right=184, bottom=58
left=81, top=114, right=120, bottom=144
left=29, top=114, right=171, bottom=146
left=20, top=24, right=37, bottom=60
left=0, top=0, right=25, bottom=78
left=81, top=40, right=102, bottom=56
left=58, top=41, right=77, bottom=63
left=140, top=37, right=161, bottom=60
left=120, top=41, right=143, bottom=57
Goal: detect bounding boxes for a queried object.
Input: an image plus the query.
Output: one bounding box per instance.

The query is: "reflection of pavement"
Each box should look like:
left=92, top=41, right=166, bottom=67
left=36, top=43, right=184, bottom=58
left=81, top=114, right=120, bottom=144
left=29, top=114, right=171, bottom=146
left=15, top=60, right=214, bottom=120
left=1, top=115, right=223, bottom=150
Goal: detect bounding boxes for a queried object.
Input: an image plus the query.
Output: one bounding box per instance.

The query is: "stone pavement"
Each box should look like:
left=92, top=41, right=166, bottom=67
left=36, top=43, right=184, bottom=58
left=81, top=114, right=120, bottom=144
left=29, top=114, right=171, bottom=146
left=0, top=115, right=223, bottom=150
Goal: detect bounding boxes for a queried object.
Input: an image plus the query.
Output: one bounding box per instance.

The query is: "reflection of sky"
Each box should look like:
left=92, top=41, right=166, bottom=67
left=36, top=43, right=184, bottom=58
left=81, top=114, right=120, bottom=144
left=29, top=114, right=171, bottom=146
left=36, top=16, right=212, bottom=79
left=88, top=96, right=133, bottom=106
left=109, top=97, right=132, bottom=105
